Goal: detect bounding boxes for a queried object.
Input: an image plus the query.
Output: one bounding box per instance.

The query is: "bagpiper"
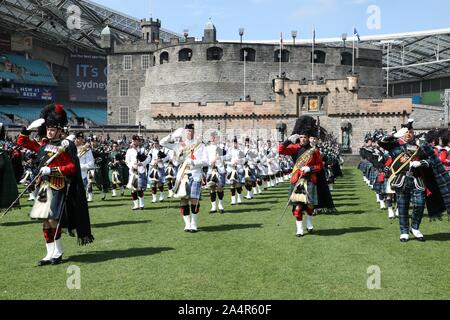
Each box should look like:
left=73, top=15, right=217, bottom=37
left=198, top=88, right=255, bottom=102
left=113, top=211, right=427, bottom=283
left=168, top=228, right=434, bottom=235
left=278, top=116, right=335, bottom=237
left=16, top=104, right=94, bottom=266
left=160, top=124, right=209, bottom=233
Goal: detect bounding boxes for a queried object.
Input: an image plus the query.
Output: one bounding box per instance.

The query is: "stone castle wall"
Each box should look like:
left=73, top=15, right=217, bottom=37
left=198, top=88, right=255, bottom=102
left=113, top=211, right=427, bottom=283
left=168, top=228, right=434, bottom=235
left=108, top=41, right=383, bottom=125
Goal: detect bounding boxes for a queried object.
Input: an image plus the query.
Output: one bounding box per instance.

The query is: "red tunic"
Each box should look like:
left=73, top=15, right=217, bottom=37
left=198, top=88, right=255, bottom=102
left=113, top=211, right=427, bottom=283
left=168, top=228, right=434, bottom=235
left=278, top=143, right=323, bottom=185
left=17, top=134, right=77, bottom=176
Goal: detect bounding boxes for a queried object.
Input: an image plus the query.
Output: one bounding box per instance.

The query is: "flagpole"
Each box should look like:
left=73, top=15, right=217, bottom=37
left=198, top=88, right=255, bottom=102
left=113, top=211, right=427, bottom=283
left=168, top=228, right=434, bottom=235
left=352, top=26, right=355, bottom=75
left=312, top=26, right=315, bottom=80
left=279, top=32, right=282, bottom=77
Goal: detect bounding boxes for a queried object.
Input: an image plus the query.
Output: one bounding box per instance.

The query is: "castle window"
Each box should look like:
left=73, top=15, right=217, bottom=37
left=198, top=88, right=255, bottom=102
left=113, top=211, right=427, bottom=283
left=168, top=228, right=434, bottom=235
left=119, top=79, right=129, bottom=97
left=160, top=52, right=169, bottom=64
left=207, top=47, right=223, bottom=61
left=179, top=48, right=193, bottom=62
left=141, top=55, right=151, bottom=70
left=119, top=107, right=129, bottom=125
left=341, top=52, right=352, bottom=66
left=240, top=48, right=256, bottom=62
left=123, top=55, right=132, bottom=70
left=274, top=50, right=290, bottom=63
left=311, top=50, right=326, bottom=64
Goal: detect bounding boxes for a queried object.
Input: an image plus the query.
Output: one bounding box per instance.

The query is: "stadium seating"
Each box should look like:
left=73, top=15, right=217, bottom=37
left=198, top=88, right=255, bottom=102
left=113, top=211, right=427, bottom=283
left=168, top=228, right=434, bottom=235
left=0, top=70, right=18, bottom=81
left=0, top=105, right=41, bottom=122
left=0, top=104, right=107, bottom=126
left=66, top=106, right=107, bottom=125
left=0, top=54, right=57, bottom=86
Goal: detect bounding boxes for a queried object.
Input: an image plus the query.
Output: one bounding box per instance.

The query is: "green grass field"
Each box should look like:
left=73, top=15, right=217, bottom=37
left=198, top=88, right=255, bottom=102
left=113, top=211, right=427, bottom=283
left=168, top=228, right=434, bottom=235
left=0, top=168, right=449, bottom=300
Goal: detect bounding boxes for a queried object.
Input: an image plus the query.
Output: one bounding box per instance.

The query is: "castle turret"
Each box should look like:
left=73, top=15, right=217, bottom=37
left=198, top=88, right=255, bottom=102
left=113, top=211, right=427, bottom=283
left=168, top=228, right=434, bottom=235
left=203, top=19, right=217, bottom=43
left=141, top=18, right=161, bottom=43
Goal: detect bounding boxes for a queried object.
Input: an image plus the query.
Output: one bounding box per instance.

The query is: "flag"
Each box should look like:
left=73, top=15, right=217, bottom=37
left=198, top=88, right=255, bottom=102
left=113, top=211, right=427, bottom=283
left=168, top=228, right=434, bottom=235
left=354, top=27, right=361, bottom=42
left=312, top=27, right=316, bottom=47
left=280, top=32, right=283, bottom=50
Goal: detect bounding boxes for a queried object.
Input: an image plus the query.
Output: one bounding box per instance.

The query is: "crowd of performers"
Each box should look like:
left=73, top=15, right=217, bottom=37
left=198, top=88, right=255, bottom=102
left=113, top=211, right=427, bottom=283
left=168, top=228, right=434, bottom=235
left=0, top=105, right=344, bottom=266
left=359, top=121, right=450, bottom=242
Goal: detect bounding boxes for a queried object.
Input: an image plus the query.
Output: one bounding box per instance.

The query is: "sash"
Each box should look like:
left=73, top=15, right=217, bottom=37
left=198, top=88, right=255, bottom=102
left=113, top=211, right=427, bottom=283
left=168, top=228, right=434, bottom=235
left=291, top=147, right=315, bottom=184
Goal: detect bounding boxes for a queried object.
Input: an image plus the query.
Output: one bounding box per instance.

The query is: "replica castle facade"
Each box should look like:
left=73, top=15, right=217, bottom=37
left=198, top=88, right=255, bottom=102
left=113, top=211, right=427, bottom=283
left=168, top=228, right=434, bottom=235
left=104, top=19, right=413, bottom=154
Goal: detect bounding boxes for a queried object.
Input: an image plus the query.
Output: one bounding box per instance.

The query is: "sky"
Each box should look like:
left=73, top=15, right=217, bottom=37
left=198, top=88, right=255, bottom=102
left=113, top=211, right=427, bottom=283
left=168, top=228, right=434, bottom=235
left=92, top=0, right=450, bottom=41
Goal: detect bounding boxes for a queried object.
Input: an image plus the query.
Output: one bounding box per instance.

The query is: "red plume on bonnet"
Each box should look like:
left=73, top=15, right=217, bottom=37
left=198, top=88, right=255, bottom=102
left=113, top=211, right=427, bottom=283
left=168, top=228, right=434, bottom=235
left=41, top=103, right=68, bottom=128
left=55, top=104, right=64, bottom=114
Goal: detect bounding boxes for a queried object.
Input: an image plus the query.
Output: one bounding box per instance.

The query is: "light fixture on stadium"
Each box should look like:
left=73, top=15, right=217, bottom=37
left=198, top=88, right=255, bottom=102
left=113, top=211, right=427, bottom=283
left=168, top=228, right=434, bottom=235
left=239, top=28, right=245, bottom=43
left=291, top=30, right=298, bottom=45
left=342, top=33, right=347, bottom=47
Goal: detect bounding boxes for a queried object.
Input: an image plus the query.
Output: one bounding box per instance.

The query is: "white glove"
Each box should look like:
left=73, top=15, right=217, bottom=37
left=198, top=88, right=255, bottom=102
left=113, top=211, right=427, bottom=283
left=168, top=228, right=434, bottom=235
left=171, top=128, right=185, bottom=139
left=288, top=134, right=301, bottom=144
left=410, top=161, right=421, bottom=168
left=39, top=167, right=51, bottom=176
left=301, top=166, right=311, bottom=173
left=27, top=119, right=45, bottom=131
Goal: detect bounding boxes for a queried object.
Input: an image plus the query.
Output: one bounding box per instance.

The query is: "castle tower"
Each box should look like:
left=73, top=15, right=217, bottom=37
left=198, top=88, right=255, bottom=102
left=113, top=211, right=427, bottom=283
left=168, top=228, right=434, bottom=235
left=100, top=25, right=113, bottom=49
left=141, top=18, right=161, bottom=43
left=203, top=18, right=217, bottom=43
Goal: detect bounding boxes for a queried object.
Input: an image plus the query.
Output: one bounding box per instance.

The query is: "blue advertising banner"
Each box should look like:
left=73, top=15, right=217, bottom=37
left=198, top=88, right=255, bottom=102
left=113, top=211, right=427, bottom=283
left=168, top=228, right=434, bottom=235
left=17, top=85, right=55, bottom=101
left=69, top=54, right=107, bottom=103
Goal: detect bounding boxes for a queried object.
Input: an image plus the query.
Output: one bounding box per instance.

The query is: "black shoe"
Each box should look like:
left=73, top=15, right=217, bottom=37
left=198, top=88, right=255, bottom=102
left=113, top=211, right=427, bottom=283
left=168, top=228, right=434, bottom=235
left=140, top=207, right=145, bottom=211
left=51, top=255, right=63, bottom=265
left=37, top=260, right=52, bottom=267
left=296, top=234, right=304, bottom=238
left=400, top=238, right=409, bottom=243
left=220, top=210, right=225, bottom=214
left=184, top=229, right=191, bottom=233
left=307, top=229, right=314, bottom=234
left=416, top=237, right=426, bottom=242
left=210, top=210, right=217, bottom=214
left=189, top=229, right=198, bottom=233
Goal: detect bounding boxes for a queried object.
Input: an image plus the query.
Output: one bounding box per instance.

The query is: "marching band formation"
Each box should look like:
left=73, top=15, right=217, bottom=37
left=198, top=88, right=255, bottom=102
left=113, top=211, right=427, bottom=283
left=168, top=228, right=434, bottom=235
left=359, top=120, right=450, bottom=242
left=7, top=103, right=450, bottom=266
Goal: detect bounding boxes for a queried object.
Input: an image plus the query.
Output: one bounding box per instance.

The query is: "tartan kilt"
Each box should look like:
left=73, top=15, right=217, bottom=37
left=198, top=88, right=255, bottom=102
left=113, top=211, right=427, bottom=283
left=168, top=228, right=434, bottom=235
left=368, top=167, right=378, bottom=184
left=288, top=180, right=318, bottom=206
left=363, top=163, right=373, bottom=178
left=358, top=160, right=367, bottom=172
left=187, top=176, right=202, bottom=200
left=373, top=180, right=385, bottom=194
left=138, top=172, right=148, bottom=191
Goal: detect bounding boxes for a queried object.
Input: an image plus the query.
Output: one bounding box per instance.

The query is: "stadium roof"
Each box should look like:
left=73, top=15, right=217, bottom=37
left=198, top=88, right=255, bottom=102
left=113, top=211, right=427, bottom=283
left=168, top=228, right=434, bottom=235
left=0, top=0, right=183, bottom=54
left=226, top=28, right=450, bottom=83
